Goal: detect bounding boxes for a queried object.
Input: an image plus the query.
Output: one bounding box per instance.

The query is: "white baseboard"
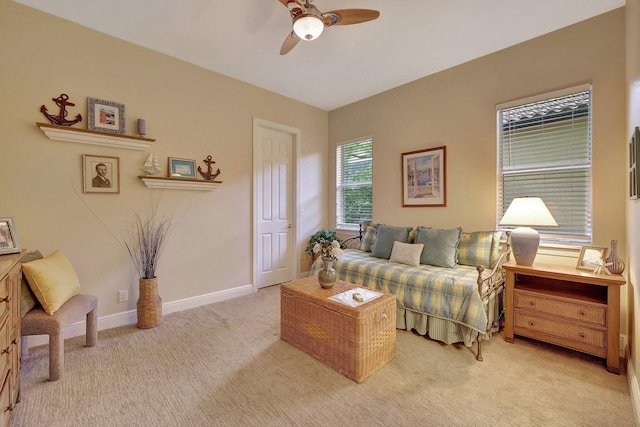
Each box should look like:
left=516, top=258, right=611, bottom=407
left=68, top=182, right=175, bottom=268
left=25, top=284, right=255, bottom=349
left=627, top=345, right=640, bottom=427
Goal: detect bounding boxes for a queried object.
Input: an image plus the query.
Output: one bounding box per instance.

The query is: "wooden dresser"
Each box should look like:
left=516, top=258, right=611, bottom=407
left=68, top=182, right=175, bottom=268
left=503, top=262, right=626, bottom=374
left=0, top=252, right=23, bottom=426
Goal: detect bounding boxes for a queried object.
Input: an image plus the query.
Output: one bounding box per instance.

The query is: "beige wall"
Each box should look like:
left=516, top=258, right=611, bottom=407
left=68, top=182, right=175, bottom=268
left=626, top=0, right=640, bottom=417
left=0, top=2, right=329, bottom=317
left=329, top=10, right=627, bottom=319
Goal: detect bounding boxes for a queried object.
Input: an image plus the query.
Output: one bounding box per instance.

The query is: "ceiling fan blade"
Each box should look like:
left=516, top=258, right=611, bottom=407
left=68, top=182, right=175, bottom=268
left=323, top=9, right=380, bottom=27
left=280, top=31, right=300, bottom=55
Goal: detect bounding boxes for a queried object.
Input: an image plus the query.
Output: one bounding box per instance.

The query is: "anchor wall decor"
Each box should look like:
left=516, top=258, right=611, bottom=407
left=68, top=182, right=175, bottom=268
left=198, top=155, right=221, bottom=181
left=40, top=93, right=82, bottom=126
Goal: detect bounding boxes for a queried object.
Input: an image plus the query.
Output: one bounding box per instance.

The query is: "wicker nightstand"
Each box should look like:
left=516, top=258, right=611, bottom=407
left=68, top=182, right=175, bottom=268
left=503, top=262, right=626, bottom=374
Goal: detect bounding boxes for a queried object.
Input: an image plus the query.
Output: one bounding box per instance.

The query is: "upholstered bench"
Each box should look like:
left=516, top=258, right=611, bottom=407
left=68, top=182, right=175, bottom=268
left=21, top=294, right=98, bottom=381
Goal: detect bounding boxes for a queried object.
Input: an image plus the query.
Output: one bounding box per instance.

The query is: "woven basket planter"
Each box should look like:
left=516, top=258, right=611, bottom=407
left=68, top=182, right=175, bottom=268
left=137, top=277, right=162, bottom=329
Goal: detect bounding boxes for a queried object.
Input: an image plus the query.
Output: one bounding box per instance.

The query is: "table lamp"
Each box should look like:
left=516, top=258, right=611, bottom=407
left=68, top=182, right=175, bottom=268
left=499, top=197, right=557, bottom=266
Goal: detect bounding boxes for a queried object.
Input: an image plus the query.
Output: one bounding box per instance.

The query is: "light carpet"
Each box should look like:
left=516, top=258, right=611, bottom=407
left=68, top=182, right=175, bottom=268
left=12, top=284, right=635, bottom=426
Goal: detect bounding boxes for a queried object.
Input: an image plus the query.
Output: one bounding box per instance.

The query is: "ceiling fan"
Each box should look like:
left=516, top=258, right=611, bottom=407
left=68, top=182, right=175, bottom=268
left=278, top=0, right=380, bottom=55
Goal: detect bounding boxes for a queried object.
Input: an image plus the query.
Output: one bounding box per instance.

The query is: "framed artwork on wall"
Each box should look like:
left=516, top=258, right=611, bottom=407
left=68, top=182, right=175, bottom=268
left=169, top=157, right=197, bottom=179
left=0, top=217, right=21, bottom=255
left=82, top=154, right=120, bottom=194
left=87, top=97, right=126, bottom=134
left=630, top=126, right=640, bottom=200
left=401, top=146, right=446, bottom=207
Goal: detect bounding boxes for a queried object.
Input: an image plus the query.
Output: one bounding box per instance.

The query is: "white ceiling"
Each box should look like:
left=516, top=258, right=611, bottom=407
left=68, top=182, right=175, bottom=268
left=14, top=0, right=624, bottom=111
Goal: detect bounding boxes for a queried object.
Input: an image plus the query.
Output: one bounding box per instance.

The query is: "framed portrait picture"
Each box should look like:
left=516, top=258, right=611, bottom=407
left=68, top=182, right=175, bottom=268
left=0, top=217, right=21, bottom=255
left=401, top=146, right=446, bottom=207
left=168, top=157, right=197, bottom=179
left=87, top=97, right=126, bottom=134
left=83, top=154, right=120, bottom=194
left=576, top=246, right=608, bottom=271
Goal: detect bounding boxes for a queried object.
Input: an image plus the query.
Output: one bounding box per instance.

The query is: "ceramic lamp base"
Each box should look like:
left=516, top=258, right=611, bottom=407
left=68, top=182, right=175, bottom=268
left=511, top=227, right=540, bottom=266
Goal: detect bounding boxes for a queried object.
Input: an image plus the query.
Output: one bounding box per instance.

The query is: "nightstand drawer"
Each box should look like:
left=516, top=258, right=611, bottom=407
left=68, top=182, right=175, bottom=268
left=514, top=289, right=606, bottom=327
left=514, top=312, right=606, bottom=350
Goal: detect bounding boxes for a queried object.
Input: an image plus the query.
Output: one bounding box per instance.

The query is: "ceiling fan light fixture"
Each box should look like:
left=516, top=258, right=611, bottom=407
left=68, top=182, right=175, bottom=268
left=293, top=14, right=324, bottom=41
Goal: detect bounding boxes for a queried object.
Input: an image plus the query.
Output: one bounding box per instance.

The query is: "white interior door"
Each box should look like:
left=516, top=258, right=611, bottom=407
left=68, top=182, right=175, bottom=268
left=253, top=118, right=299, bottom=289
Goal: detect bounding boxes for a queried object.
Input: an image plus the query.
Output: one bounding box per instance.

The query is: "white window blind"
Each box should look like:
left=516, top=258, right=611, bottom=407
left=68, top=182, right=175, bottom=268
left=497, top=86, right=592, bottom=245
left=336, top=138, right=372, bottom=228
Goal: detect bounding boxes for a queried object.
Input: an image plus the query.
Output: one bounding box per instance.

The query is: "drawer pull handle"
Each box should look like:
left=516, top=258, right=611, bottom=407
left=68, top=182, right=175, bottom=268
left=579, top=310, right=586, bottom=316
left=0, top=296, right=10, bottom=303
left=376, top=312, right=387, bottom=322
left=528, top=321, right=534, bottom=327
left=528, top=301, right=535, bottom=306
left=579, top=333, right=586, bottom=339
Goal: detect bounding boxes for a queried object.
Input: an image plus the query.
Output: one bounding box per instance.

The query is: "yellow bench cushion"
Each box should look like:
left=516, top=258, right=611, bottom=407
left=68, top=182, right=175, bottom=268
left=22, top=250, right=81, bottom=315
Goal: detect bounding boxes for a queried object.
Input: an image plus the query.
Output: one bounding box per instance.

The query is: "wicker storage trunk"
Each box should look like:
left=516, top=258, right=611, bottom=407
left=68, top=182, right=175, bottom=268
left=280, top=278, right=396, bottom=383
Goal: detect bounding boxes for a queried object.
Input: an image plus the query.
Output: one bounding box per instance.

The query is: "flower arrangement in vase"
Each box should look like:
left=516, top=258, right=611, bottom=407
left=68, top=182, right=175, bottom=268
left=306, top=229, right=341, bottom=258
left=313, top=239, right=344, bottom=261
left=313, top=239, right=344, bottom=289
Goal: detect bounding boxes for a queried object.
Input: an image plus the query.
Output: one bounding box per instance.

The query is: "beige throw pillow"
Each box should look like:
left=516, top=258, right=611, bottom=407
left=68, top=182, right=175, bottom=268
left=389, top=241, right=424, bottom=267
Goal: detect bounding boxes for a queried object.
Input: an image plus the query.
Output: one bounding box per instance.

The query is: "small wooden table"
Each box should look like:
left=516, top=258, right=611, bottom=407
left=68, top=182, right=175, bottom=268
left=503, top=262, right=626, bottom=374
left=280, top=277, right=396, bottom=383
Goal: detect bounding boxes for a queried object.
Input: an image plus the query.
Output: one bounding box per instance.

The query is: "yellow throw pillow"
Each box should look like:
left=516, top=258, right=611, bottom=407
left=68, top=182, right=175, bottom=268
left=22, top=250, right=81, bottom=315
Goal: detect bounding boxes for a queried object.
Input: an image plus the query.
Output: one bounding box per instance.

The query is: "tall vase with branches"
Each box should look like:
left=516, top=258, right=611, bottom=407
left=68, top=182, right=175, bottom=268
left=124, top=205, right=174, bottom=329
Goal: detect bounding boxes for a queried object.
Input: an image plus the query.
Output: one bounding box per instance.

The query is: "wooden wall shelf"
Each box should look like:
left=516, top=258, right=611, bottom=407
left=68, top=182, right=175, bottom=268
left=139, top=176, right=222, bottom=191
left=37, top=122, right=155, bottom=150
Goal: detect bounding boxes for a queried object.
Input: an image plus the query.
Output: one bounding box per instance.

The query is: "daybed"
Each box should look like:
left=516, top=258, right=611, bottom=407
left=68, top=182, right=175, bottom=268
left=310, top=223, right=510, bottom=360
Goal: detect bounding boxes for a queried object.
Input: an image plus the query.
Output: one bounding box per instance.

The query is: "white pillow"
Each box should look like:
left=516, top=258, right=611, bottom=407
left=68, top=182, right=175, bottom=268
left=389, top=241, right=424, bottom=267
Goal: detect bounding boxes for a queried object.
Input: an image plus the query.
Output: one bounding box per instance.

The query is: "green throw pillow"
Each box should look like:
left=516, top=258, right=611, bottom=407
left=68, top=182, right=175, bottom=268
left=414, top=226, right=462, bottom=268
left=371, top=225, right=413, bottom=259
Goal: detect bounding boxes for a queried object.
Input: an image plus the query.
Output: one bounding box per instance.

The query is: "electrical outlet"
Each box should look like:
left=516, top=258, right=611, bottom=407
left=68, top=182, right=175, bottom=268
left=118, top=290, right=128, bottom=303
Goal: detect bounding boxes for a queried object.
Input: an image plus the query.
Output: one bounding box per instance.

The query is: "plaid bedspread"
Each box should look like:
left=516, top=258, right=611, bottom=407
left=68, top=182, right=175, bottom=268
left=310, top=249, right=489, bottom=333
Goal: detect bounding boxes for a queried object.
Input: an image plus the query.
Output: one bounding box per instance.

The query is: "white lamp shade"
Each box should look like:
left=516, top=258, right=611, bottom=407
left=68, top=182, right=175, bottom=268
left=499, top=197, right=557, bottom=227
left=499, top=197, right=557, bottom=266
left=293, top=15, right=324, bottom=41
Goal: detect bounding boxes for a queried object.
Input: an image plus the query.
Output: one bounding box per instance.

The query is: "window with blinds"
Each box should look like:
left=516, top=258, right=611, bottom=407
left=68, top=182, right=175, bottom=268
left=497, top=86, right=592, bottom=245
left=336, top=138, right=373, bottom=229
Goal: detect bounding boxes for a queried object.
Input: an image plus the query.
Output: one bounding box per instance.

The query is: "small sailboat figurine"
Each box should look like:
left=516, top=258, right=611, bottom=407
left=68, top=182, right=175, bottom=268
left=143, top=153, right=161, bottom=176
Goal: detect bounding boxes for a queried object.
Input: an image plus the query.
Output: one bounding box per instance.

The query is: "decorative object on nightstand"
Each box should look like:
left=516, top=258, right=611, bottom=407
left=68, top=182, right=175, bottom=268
left=40, top=93, right=82, bottom=127
left=605, top=239, right=625, bottom=274
left=576, top=246, right=609, bottom=273
left=499, top=197, right=557, bottom=266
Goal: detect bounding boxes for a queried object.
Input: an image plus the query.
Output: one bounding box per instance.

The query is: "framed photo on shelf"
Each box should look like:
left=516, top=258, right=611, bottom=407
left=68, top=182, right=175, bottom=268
left=87, top=97, right=125, bottom=134
left=576, top=246, right=608, bottom=271
left=401, top=146, right=446, bottom=207
left=630, top=126, right=640, bottom=200
left=0, top=217, right=21, bottom=255
left=82, top=154, right=120, bottom=194
left=168, top=157, right=197, bottom=179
